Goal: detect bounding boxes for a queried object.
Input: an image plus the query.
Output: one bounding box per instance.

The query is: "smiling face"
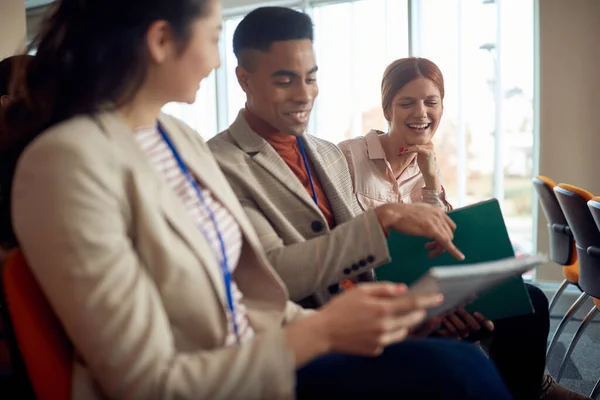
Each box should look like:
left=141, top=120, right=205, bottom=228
left=386, top=77, right=443, bottom=146
left=236, top=39, right=318, bottom=136
left=146, top=0, right=222, bottom=105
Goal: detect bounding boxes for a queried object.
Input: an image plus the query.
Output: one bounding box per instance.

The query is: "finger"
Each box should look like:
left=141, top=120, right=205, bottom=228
left=435, top=236, right=465, bottom=261
left=391, top=292, right=443, bottom=315
left=424, top=241, right=437, bottom=249
left=380, top=327, right=410, bottom=347
left=398, top=145, right=417, bottom=155
left=437, top=213, right=456, bottom=240
left=473, top=312, right=495, bottom=331
left=428, top=245, right=446, bottom=258
left=389, top=309, right=428, bottom=331
left=441, top=317, right=458, bottom=335
left=404, top=145, right=432, bottom=156
left=359, top=282, right=408, bottom=298
left=441, top=213, right=457, bottom=231
left=411, top=316, right=443, bottom=337
left=447, top=313, right=469, bottom=338
left=456, top=309, right=481, bottom=332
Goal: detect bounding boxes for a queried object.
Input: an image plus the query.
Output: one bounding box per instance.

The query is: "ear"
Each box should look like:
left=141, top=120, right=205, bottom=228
left=236, top=65, right=251, bottom=94
left=146, top=20, right=176, bottom=64
left=383, top=108, right=391, bottom=122
left=0, top=95, right=10, bottom=108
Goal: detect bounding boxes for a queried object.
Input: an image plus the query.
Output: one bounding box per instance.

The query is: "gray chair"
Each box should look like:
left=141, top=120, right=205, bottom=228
left=553, top=184, right=600, bottom=396
left=586, top=197, right=600, bottom=399
left=532, top=176, right=587, bottom=358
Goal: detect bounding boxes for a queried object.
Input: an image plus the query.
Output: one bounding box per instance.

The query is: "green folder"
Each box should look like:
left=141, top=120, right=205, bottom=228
left=375, top=199, right=534, bottom=321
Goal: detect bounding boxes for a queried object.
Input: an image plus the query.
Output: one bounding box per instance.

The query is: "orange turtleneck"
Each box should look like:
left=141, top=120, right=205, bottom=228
left=243, top=108, right=336, bottom=229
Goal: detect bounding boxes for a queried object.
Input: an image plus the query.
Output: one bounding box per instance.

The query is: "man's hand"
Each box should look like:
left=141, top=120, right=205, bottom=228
left=374, top=203, right=465, bottom=261
left=409, top=315, right=444, bottom=337
left=437, top=309, right=494, bottom=339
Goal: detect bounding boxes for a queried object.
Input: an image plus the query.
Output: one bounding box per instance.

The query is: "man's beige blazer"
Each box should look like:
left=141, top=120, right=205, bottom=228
left=11, top=111, right=310, bottom=400
left=208, top=111, right=391, bottom=304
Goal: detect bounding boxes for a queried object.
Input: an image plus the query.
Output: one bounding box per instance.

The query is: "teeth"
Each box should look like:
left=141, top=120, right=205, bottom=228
left=288, top=112, right=307, bottom=118
left=408, top=123, right=429, bottom=129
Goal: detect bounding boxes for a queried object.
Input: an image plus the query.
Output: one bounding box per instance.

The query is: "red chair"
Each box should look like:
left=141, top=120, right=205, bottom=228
left=0, top=250, right=73, bottom=399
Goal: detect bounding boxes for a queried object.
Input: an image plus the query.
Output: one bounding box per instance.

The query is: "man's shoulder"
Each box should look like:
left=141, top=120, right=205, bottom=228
left=207, top=129, right=234, bottom=147
left=305, top=133, right=338, bottom=149
left=305, top=134, right=345, bottom=160
left=207, top=130, right=242, bottom=157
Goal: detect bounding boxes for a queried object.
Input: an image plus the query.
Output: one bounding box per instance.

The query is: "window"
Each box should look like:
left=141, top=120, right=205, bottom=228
left=224, top=17, right=245, bottom=125
left=172, top=0, right=536, bottom=274
left=311, top=0, right=409, bottom=143
left=412, top=0, right=535, bottom=268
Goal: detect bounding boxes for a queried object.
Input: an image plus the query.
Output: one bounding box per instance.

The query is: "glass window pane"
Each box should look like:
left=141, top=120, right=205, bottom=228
left=224, top=16, right=246, bottom=125
left=415, top=0, right=535, bottom=266
left=312, top=0, right=409, bottom=144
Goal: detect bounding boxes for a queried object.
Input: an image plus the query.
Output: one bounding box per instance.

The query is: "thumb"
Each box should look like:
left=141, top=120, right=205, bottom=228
left=359, top=282, right=408, bottom=298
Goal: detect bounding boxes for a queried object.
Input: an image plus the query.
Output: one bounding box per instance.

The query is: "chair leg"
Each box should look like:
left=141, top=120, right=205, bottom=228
left=547, top=292, right=589, bottom=357
left=548, top=279, right=570, bottom=313
left=556, top=306, right=599, bottom=382
left=590, top=377, right=600, bottom=399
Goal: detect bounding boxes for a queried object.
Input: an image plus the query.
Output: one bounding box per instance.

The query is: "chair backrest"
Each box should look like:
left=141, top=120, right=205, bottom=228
left=532, top=176, right=576, bottom=265
left=589, top=197, right=600, bottom=234
left=554, top=184, right=600, bottom=298
left=1, top=250, right=73, bottom=400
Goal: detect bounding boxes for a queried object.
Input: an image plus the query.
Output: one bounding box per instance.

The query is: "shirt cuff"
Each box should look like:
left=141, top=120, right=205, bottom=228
left=422, top=188, right=450, bottom=211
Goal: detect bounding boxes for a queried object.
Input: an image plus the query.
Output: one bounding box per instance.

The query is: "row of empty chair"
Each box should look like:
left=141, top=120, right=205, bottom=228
left=534, top=176, right=600, bottom=399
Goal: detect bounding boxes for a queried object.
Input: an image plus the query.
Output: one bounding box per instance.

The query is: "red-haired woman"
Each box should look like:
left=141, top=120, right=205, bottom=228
left=339, top=57, right=450, bottom=212
left=339, top=57, right=589, bottom=400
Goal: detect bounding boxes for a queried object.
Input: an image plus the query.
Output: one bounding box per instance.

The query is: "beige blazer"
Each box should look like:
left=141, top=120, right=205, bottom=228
left=11, top=111, right=310, bottom=400
left=207, top=111, right=391, bottom=304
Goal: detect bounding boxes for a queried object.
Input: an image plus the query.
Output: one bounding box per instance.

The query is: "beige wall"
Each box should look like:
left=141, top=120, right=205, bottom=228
left=0, top=0, right=26, bottom=59
left=535, top=0, right=600, bottom=282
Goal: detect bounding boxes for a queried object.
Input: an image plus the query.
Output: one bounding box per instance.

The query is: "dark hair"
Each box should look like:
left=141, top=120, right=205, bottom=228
left=0, top=0, right=213, bottom=248
left=381, top=57, right=445, bottom=122
left=233, top=6, right=313, bottom=70
left=0, top=55, right=33, bottom=97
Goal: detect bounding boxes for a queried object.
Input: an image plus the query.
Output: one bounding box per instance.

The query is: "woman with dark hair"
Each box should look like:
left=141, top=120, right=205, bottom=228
left=0, top=2, right=515, bottom=398
left=339, top=57, right=590, bottom=400
left=0, top=55, right=33, bottom=108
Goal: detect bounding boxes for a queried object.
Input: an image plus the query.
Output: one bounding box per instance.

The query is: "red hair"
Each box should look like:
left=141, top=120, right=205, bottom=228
left=381, top=57, right=445, bottom=121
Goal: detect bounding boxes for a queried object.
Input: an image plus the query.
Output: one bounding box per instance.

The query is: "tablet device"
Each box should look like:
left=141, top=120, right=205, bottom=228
left=409, top=254, right=547, bottom=320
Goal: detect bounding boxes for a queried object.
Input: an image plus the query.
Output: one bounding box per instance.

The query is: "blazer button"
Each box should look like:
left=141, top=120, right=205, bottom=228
left=367, top=255, right=376, bottom=263
left=311, top=220, right=324, bottom=233
left=359, top=260, right=367, bottom=267
left=343, top=268, right=352, bottom=275
left=352, top=264, right=360, bottom=271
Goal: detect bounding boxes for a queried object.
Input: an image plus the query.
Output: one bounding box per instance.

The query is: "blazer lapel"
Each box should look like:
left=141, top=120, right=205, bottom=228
left=157, top=115, right=263, bottom=246
left=227, top=110, right=322, bottom=216
left=303, top=136, right=357, bottom=223
left=94, top=112, right=228, bottom=304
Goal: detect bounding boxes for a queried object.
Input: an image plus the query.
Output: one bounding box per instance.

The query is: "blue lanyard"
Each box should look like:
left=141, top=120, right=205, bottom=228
left=157, top=124, right=239, bottom=343
left=296, top=136, right=318, bottom=206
